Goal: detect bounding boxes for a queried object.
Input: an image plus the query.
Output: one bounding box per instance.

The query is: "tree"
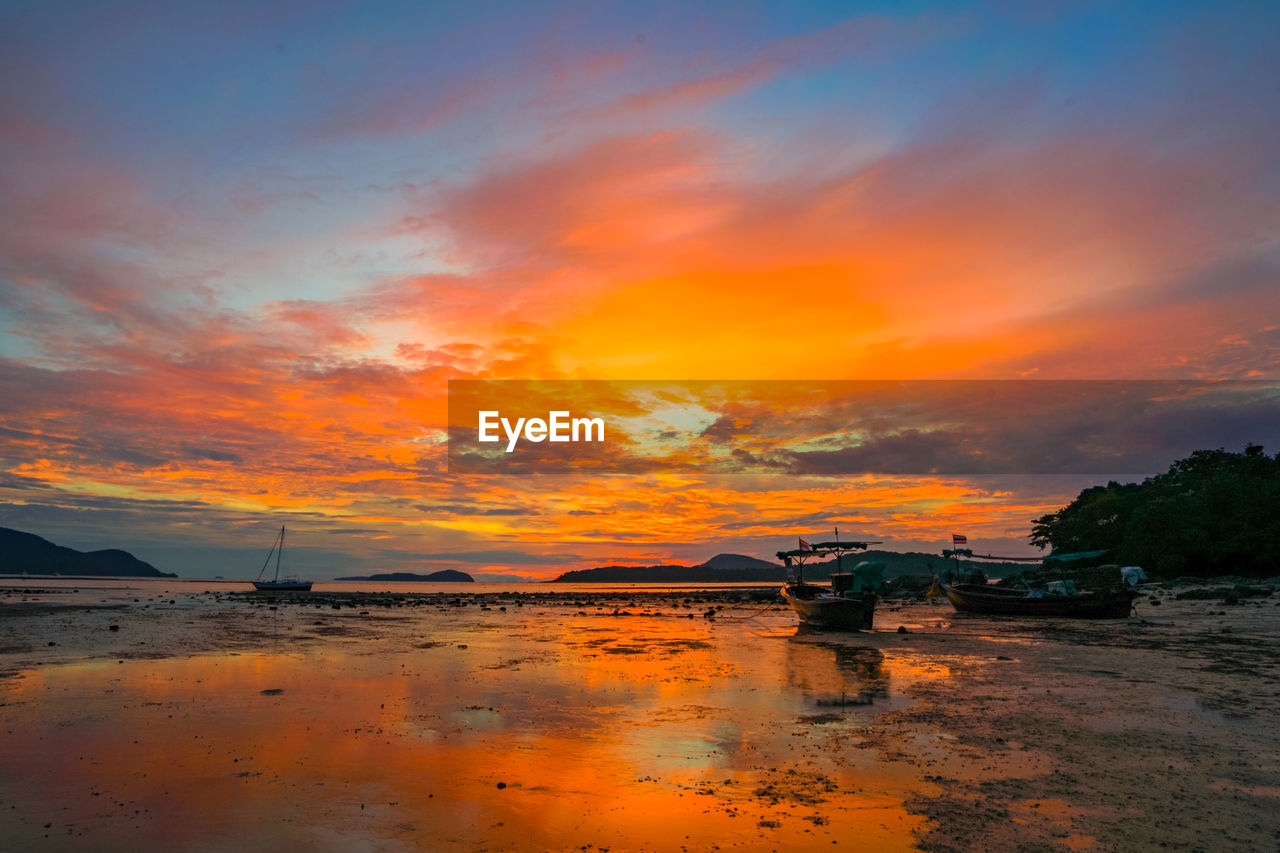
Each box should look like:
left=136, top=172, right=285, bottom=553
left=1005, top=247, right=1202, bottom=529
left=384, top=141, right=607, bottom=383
left=1029, top=445, right=1280, bottom=577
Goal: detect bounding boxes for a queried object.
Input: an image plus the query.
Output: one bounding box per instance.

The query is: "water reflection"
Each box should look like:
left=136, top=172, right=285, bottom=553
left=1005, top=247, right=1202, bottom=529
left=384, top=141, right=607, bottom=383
left=785, top=638, right=891, bottom=708
left=0, top=600, right=930, bottom=850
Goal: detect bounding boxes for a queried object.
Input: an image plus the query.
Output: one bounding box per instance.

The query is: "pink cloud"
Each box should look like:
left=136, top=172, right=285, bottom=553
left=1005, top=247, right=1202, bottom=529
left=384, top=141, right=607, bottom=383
left=578, top=59, right=782, bottom=121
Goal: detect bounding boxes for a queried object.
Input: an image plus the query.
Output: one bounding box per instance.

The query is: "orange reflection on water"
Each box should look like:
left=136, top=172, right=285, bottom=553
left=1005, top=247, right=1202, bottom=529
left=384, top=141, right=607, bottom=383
left=0, top=605, right=940, bottom=850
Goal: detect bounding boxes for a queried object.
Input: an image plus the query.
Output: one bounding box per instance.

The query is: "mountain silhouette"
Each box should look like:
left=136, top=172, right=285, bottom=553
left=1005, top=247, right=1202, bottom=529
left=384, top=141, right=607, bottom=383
left=0, top=527, right=176, bottom=578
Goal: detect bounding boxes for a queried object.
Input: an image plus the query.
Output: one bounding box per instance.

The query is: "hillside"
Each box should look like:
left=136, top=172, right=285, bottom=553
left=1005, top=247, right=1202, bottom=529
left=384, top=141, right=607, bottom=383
left=700, top=553, right=781, bottom=570
left=550, top=550, right=1029, bottom=583
left=0, top=527, right=176, bottom=578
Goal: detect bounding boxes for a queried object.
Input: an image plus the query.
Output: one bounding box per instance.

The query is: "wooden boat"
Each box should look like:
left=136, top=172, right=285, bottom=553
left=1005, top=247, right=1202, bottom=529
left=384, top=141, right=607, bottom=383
left=780, top=581, right=877, bottom=630
left=777, top=539, right=884, bottom=631
left=251, top=525, right=313, bottom=591
left=941, top=581, right=1135, bottom=618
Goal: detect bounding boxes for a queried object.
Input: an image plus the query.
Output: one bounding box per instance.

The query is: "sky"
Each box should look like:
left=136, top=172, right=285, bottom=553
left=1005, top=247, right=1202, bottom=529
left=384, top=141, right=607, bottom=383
left=1, top=0, right=1278, bottom=579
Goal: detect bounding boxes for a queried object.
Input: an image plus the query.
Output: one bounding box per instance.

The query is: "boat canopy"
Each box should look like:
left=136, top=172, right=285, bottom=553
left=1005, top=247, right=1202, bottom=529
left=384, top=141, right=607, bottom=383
left=1044, top=549, right=1108, bottom=563
left=777, top=542, right=874, bottom=560
left=811, top=541, right=873, bottom=551
left=943, top=547, right=1103, bottom=564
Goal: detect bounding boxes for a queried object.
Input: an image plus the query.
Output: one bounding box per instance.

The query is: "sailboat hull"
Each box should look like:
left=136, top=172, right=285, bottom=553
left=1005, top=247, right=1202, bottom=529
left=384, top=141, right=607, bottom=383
left=252, top=580, right=313, bottom=591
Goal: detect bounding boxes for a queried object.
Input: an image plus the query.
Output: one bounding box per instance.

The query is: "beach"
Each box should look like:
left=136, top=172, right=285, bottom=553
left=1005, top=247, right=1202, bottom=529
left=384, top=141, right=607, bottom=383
left=1, top=580, right=1278, bottom=851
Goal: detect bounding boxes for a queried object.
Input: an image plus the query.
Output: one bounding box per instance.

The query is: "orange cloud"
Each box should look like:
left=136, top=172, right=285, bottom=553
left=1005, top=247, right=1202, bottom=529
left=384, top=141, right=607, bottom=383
left=4, top=5, right=1276, bottom=576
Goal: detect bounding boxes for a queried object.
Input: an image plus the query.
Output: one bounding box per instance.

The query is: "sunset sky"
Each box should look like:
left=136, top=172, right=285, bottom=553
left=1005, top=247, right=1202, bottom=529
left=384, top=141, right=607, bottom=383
left=2, top=1, right=1277, bottom=579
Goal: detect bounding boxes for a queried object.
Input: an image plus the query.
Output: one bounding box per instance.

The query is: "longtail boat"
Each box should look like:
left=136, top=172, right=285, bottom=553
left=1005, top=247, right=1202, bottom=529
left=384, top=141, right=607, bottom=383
left=777, top=539, right=884, bottom=631
left=938, top=546, right=1135, bottom=618
left=941, top=581, right=1135, bottom=618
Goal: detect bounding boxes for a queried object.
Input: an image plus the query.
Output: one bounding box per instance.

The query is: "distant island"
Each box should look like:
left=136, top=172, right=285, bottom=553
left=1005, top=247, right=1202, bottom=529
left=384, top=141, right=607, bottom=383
left=334, top=570, right=475, bottom=582
left=550, top=550, right=1031, bottom=583
left=551, top=553, right=780, bottom=583
left=0, top=527, right=177, bottom=578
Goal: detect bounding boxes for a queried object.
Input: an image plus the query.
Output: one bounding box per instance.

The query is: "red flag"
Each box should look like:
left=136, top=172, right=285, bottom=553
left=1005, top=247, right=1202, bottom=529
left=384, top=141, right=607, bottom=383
left=798, top=538, right=812, bottom=551
left=952, top=533, right=967, bottom=545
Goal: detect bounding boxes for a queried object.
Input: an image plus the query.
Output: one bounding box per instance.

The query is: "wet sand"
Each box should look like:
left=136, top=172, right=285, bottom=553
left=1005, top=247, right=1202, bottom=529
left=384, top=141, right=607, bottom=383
left=2, top=583, right=1278, bottom=851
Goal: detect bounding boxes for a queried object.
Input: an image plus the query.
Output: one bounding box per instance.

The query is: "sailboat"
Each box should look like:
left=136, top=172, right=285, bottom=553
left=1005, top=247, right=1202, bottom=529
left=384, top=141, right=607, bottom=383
left=252, top=525, right=313, bottom=591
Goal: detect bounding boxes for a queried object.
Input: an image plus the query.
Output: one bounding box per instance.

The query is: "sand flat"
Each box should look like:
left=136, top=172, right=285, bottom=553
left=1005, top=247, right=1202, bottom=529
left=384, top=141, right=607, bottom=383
left=2, top=583, right=1278, bottom=851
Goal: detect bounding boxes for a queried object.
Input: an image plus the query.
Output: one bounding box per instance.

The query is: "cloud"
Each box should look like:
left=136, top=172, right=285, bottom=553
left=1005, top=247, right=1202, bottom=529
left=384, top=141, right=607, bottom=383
left=375, top=94, right=1277, bottom=380
left=579, top=60, right=782, bottom=122
left=180, top=445, right=244, bottom=464
left=404, top=550, right=582, bottom=566
left=416, top=504, right=540, bottom=517
left=2, top=1, right=1277, bottom=576
left=443, top=379, right=1280, bottom=477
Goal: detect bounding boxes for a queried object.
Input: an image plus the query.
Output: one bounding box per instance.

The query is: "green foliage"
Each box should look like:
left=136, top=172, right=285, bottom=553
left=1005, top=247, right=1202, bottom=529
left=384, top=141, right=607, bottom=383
left=1029, top=444, right=1280, bottom=577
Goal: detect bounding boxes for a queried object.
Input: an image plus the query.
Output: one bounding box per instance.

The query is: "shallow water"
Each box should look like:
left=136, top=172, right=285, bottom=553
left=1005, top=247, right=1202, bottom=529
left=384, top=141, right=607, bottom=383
left=0, top=577, right=787, bottom=603
left=1, top=588, right=950, bottom=850
left=5, top=583, right=1279, bottom=851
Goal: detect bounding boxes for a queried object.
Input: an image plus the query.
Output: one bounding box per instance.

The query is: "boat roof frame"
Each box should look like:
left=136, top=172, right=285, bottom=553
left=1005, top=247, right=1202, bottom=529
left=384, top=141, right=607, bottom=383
left=777, top=540, right=879, bottom=564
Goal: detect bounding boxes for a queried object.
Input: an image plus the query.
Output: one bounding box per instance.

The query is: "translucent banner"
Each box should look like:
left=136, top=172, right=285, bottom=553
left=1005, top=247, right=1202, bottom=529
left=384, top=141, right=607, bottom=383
left=446, top=380, right=1280, bottom=476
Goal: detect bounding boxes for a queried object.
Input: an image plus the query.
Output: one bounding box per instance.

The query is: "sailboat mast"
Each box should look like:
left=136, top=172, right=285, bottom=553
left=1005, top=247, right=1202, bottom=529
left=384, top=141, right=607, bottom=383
left=275, top=525, right=284, bottom=581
